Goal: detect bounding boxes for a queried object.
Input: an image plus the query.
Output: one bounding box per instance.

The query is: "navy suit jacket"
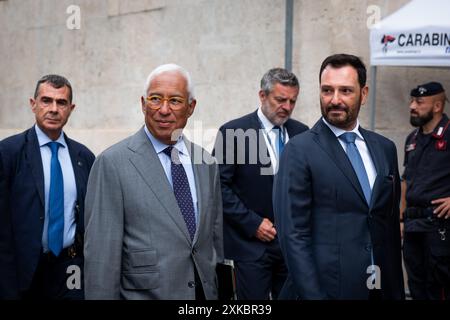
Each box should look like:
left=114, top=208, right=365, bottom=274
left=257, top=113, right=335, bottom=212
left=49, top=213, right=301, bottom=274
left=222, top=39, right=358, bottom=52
left=213, top=110, right=308, bottom=261
left=273, top=119, right=404, bottom=299
left=0, top=127, right=95, bottom=299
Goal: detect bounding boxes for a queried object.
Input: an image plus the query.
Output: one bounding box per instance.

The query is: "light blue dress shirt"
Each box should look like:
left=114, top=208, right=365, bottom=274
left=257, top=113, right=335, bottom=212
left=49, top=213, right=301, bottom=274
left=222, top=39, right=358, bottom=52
left=144, top=126, right=199, bottom=224
left=35, top=124, right=77, bottom=252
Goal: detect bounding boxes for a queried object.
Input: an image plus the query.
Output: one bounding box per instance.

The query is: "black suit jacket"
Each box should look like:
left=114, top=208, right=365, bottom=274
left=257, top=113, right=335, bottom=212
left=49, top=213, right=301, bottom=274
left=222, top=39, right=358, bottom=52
left=213, top=110, right=308, bottom=261
left=0, top=127, right=95, bottom=299
left=273, top=119, right=404, bottom=299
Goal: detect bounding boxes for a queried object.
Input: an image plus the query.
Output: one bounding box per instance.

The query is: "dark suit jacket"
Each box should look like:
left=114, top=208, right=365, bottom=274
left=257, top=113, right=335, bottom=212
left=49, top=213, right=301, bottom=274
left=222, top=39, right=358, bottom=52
left=273, top=119, right=404, bottom=299
left=0, top=126, right=95, bottom=299
left=213, top=110, right=308, bottom=261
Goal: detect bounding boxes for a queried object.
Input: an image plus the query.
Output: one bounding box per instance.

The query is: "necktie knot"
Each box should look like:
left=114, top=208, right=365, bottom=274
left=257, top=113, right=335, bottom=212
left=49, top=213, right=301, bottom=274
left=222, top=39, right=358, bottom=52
left=47, top=141, right=61, bottom=155
left=163, top=146, right=182, bottom=164
left=339, top=132, right=357, bottom=144
left=162, top=146, right=174, bottom=157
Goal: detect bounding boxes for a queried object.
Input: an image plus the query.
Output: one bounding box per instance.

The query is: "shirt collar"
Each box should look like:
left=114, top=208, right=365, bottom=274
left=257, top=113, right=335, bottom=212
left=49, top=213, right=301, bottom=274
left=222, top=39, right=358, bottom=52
left=144, top=125, right=188, bottom=156
left=34, top=124, right=67, bottom=148
left=257, top=107, right=283, bottom=132
left=321, top=117, right=364, bottom=141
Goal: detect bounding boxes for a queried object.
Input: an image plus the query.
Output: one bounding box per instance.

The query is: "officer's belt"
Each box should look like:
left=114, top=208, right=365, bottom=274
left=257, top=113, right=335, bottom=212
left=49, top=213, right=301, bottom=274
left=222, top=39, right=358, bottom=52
left=405, top=206, right=434, bottom=220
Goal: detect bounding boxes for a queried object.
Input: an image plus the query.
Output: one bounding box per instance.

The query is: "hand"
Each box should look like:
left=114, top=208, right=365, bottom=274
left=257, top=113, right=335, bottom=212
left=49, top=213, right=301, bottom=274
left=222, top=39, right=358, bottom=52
left=255, top=218, right=277, bottom=242
left=431, top=197, right=450, bottom=219
left=400, top=221, right=404, bottom=240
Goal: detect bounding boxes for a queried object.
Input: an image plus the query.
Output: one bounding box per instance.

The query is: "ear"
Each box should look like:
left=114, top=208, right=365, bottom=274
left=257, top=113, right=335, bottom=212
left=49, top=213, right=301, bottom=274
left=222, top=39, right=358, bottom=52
left=258, top=90, right=267, bottom=103
left=30, top=98, right=37, bottom=113
left=360, top=85, right=369, bottom=106
left=187, top=99, right=196, bottom=117
left=69, top=104, right=76, bottom=112
left=433, top=100, right=444, bottom=113
left=141, top=96, right=146, bottom=114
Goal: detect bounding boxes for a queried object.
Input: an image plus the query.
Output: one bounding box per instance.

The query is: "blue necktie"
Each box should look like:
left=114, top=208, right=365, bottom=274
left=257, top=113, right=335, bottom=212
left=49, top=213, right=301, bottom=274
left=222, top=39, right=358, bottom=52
left=163, top=146, right=196, bottom=241
left=47, top=142, right=64, bottom=256
left=273, top=126, right=285, bottom=157
left=339, top=132, right=372, bottom=205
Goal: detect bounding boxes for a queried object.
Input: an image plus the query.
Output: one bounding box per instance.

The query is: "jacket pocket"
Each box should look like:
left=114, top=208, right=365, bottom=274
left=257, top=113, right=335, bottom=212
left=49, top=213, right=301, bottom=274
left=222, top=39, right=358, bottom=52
left=129, top=249, right=157, bottom=267
left=122, top=272, right=159, bottom=290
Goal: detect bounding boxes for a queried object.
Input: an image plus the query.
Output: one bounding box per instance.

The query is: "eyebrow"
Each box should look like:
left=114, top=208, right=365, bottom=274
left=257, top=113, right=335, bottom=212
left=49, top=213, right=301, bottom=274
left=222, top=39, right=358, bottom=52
left=147, top=91, right=184, bottom=98
left=41, top=96, right=69, bottom=103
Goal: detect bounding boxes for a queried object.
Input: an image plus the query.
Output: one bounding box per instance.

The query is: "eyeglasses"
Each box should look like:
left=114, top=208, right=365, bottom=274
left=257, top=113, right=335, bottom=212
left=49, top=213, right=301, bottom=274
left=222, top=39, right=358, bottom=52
left=145, top=95, right=186, bottom=110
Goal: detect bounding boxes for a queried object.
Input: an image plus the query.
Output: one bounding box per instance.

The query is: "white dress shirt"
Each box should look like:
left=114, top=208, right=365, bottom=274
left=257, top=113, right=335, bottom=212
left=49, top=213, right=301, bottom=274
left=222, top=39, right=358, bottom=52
left=35, top=124, right=77, bottom=252
left=257, top=107, right=290, bottom=172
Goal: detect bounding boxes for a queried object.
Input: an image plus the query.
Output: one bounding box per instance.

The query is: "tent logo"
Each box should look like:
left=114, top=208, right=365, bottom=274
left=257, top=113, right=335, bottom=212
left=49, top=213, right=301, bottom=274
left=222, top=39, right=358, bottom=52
left=381, top=34, right=396, bottom=53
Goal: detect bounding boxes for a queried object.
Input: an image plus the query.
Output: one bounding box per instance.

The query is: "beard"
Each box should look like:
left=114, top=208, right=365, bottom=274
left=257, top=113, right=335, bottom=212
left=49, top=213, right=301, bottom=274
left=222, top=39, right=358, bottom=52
left=321, top=100, right=361, bottom=130
left=410, top=110, right=433, bottom=127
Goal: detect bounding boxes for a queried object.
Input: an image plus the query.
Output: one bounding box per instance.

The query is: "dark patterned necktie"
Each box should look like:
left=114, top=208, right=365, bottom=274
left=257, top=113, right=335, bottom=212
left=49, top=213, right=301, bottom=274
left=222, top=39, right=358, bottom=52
left=163, top=146, right=196, bottom=241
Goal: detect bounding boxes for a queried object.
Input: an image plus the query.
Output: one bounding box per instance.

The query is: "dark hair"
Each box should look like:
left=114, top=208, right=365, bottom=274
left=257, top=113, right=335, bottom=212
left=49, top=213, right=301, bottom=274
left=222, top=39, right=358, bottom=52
left=260, top=68, right=299, bottom=94
left=319, top=54, right=367, bottom=88
left=34, top=74, right=73, bottom=103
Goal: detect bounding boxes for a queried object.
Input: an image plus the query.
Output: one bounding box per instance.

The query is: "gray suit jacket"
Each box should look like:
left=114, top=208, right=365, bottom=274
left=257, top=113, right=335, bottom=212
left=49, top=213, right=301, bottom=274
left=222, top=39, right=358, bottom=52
left=84, top=127, right=223, bottom=300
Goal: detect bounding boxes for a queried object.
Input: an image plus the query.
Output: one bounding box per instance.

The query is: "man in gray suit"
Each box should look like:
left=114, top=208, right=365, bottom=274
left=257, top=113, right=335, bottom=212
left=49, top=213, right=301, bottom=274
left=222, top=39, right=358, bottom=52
left=84, top=64, right=223, bottom=300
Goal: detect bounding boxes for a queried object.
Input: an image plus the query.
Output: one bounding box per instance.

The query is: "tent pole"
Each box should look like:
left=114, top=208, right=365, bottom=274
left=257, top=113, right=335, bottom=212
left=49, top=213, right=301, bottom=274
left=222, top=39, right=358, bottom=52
left=369, top=66, right=377, bottom=131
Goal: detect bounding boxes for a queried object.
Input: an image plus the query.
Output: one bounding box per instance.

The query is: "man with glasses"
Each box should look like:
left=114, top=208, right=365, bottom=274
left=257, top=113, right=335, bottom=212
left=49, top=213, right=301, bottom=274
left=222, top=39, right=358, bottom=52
left=0, top=74, right=95, bottom=299
left=84, top=64, right=223, bottom=300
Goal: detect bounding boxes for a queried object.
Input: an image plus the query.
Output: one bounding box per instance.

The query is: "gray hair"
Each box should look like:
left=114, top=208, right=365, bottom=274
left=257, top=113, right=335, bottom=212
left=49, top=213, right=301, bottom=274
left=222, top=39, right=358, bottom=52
left=144, top=63, right=195, bottom=103
left=260, top=68, right=299, bottom=95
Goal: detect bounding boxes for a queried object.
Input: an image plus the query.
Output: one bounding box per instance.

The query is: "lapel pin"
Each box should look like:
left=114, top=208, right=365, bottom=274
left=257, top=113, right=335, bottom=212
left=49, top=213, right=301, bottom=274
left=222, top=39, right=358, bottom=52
left=406, top=143, right=416, bottom=152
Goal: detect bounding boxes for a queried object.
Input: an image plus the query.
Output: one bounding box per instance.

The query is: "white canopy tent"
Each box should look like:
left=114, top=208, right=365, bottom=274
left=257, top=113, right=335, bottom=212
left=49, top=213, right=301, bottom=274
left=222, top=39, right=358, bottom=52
left=368, top=0, right=450, bottom=130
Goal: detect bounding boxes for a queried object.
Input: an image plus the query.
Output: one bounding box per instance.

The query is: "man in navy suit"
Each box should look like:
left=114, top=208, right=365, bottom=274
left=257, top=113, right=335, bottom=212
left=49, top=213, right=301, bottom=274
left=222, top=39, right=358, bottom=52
left=273, top=54, right=404, bottom=299
left=213, top=68, right=308, bottom=299
left=0, top=75, right=95, bottom=299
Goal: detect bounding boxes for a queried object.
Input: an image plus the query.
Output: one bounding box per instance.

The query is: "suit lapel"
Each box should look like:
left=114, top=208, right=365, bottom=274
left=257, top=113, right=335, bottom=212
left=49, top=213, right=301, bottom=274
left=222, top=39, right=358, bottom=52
left=65, top=136, right=86, bottom=230
left=26, top=128, right=45, bottom=207
left=250, top=111, right=274, bottom=178
left=128, top=128, right=192, bottom=244
left=311, top=120, right=367, bottom=205
left=360, top=128, right=384, bottom=209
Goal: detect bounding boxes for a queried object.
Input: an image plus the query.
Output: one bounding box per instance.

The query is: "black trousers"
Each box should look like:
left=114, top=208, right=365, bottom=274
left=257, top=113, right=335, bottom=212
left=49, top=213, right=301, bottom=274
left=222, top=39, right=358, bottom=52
left=22, top=248, right=84, bottom=300
left=234, top=243, right=287, bottom=300
left=403, top=231, right=450, bottom=300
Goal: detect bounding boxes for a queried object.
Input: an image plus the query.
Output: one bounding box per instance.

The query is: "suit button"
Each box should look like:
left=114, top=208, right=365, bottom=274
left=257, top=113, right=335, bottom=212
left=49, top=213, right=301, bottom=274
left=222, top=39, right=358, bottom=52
left=188, top=281, right=196, bottom=288
left=365, top=244, right=372, bottom=252
left=39, top=216, right=44, bottom=220
left=192, top=248, right=197, bottom=255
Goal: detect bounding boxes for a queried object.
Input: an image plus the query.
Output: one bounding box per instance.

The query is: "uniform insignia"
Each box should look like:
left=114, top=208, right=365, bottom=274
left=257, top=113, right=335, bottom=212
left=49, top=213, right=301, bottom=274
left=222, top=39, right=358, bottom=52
left=435, top=140, right=447, bottom=151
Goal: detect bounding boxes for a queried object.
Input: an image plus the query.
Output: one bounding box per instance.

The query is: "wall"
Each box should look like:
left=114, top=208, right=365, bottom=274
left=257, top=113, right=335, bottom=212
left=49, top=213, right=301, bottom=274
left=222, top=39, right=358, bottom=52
left=1, top=0, right=449, bottom=167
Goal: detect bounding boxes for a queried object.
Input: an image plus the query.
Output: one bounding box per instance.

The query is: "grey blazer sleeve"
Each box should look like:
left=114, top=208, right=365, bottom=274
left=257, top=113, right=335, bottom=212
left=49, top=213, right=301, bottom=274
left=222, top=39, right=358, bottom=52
left=212, top=161, right=224, bottom=263
left=84, top=153, right=124, bottom=300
